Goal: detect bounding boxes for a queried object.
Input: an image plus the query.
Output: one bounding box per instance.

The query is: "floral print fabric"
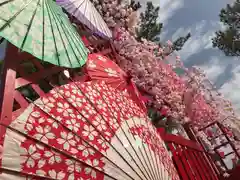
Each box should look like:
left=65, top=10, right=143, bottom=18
left=0, top=81, right=179, bottom=180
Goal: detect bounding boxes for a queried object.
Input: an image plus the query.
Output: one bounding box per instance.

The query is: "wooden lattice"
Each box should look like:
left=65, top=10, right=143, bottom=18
left=199, top=122, right=240, bottom=171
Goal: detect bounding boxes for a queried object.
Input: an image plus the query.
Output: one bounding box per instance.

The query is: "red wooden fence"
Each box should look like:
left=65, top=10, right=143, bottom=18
left=158, top=128, right=220, bottom=180
left=199, top=122, right=240, bottom=171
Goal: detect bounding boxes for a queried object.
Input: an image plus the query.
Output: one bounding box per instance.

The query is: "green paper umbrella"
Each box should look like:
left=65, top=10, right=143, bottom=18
left=0, top=0, right=89, bottom=68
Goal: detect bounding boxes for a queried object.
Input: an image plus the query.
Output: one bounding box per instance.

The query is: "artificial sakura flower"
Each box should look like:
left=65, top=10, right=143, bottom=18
left=91, top=0, right=238, bottom=138
left=82, top=125, right=98, bottom=141
left=66, top=119, right=80, bottom=132
left=48, top=170, right=65, bottom=180
left=57, top=102, right=73, bottom=117
left=57, top=132, right=76, bottom=150
left=21, top=145, right=41, bottom=168
left=34, top=125, right=55, bottom=144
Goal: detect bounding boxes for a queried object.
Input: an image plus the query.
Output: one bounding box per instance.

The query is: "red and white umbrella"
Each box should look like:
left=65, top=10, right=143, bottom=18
left=57, top=0, right=112, bottom=38
left=85, top=53, right=147, bottom=111
left=0, top=81, right=179, bottom=180
left=86, top=53, right=128, bottom=90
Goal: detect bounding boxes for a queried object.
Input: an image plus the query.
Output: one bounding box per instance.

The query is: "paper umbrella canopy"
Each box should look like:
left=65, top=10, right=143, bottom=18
left=56, top=0, right=112, bottom=38
left=85, top=53, right=128, bottom=90
left=85, top=53, right=147, bottom=111
left=0, top=81, right=180, bottom=180
left=0, top=0, right=88, bottom=68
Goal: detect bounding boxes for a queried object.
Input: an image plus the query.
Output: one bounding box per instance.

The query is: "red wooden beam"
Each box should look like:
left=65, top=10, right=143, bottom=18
left=15, top=66, right=64, bottom=89
left=183, top=123, right=199, bottom=142
left=162, top=133, right=203, bottom=151
left=217, top=122, right=240, bottom=160
left=0, top=44, right=19, bottom=125
left=0, top=44, right=19, bottom=166
left=179, top=147, right=198, bottom=180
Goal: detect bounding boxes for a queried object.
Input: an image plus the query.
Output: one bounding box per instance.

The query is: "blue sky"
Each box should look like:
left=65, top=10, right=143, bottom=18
left=139, top=0, right=240, bottom=113
left=0, top=39, right=7, bottom=60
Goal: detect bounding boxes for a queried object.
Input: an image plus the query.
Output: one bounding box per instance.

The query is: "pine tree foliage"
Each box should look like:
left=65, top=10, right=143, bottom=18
left=212, top=0, right=240, bottom=56
left=172, top=33, right=191, bottom=51
left=129, top=0, right=141, bottom=11
left=137, top=2, right=162, bottom=42
left=136, top=1, right=191, bottom=51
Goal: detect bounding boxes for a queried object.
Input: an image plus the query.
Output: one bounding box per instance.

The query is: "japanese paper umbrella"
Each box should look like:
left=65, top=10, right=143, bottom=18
left=85, top=53, right=128, bottom=90
left=56, top=0, right=112, bottom=39
left=0, top=0, right=88, bottom=68
left=85, top=53, right=147, bottom=111
left=0, top=81, right=180, bottom=180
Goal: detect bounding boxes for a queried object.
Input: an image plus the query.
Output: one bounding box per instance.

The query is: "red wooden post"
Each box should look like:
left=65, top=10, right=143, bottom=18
left=168, top=143, right=190, bottom=180
left=179, top=147, right=197, bottom=180
left=187, top=149, right=205, bottom=180
left=183, top=123, right=198, bottom=142
left=0, top=44, right=18, bottom=123
left=0, top=44, right=19, bottom=167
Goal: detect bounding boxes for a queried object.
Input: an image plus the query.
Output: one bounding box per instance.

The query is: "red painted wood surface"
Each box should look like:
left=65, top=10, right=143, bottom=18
left=158, top=128, right=220, bottom=180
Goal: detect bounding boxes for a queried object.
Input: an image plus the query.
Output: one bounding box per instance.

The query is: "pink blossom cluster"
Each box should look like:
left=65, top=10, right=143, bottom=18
left=91, top=0, right=238, bottom=129
left=91, top=0, right=137, bottom=29
left=187, top=67, right=235, bottom=117
left=112, top=27, right=223, bottom=126
left=113, top=28, right=188, bottom=121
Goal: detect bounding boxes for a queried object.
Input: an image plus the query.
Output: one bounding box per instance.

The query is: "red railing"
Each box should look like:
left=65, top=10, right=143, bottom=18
left=158, top=128, right=220, bottom=180
left=199, top=122, right=240, bottom=171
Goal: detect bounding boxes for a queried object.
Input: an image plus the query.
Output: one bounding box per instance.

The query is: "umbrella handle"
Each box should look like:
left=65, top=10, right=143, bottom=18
left=126, top=71, right=132, bottom=84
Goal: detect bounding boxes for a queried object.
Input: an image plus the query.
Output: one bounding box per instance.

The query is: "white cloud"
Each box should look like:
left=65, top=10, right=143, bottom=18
left=198, top=57, right=224, bottom=82
left=139, top=0, right=184, bottom=25
left=158, top=0, right=184, bottom=25
left=220, top=75, right=240, bottom=111
left=178, top=24, right=215, bottom=60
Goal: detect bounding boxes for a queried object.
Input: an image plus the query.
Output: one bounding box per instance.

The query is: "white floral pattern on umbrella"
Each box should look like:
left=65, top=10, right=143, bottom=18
left=85, top=53, right=147, bottom=112
left=0, top=81, right=179, bottom=180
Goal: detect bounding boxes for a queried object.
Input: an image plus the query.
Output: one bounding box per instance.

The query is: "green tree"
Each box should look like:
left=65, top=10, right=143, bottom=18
left=129, top=0, right=141, bottom=11
left=172, top=32, right=191, bottom=51
left=137, top=1, right=191, bottom=51
left=148, top=107, right=180, bottom=134
left=137, top=2, right=162, bottom=42
left=212, top=0, right=240, bottom=56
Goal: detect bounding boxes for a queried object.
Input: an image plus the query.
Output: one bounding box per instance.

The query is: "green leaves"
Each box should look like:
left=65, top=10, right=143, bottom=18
left=147, top=107, right=180, bottom=133
left=172, top=33, right=191, bottom=51
left=212, top=0, right=240, bottom=56
left=136, top=1, right=190, bottom=51
left=136, top=2, right=162, bottom=42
